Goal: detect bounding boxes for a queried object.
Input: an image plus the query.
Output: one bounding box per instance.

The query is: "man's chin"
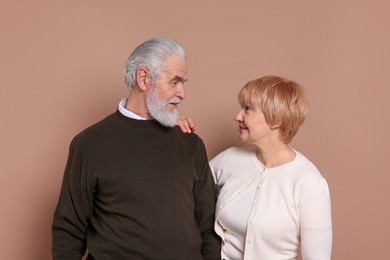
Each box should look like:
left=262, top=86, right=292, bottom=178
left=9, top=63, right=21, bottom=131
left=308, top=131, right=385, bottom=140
left=156, top=119, right=177, bottom=128
left=154, top=111, right=178, bottom=128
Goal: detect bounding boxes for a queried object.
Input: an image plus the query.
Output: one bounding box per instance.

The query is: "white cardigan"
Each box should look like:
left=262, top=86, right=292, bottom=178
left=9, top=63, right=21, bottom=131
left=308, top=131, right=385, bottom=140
left=210, top=147, right=332, bottom=260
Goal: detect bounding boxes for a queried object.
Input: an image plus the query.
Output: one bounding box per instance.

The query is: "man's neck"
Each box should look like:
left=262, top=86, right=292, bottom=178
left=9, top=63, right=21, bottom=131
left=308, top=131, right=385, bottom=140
left=126, top=91, right=152, bottom=119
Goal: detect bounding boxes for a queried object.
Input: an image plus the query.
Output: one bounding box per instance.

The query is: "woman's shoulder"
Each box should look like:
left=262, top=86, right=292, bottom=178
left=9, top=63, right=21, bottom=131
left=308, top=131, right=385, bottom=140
left=209, top=146, right=259, bottom=177
left=289, top=151, right=329, bottom=187
left=211, top=146, right=255, bottom=162
left=216, top=146, right=255, bottom=157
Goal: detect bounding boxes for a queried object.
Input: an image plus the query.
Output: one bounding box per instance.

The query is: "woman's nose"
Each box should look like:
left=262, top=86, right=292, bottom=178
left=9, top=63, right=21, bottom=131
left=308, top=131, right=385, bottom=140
left=234, top=110, right=243, bottom=122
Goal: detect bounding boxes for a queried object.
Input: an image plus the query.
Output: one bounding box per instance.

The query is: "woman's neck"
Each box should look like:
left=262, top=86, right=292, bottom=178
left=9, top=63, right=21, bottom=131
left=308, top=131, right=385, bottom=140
left=255, top=143, right=296, bottom=168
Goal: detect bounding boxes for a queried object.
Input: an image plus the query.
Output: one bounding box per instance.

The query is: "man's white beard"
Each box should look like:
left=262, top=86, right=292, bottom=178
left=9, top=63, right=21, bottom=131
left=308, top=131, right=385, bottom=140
left=146, top=87, right=180, bottom=127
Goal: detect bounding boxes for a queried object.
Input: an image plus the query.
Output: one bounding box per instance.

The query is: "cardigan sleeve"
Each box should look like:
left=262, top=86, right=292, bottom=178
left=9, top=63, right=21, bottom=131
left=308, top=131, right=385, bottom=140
left=299, top=174, right=333, bottom=260
left=52, top=138, right=94, bottom=260
left=193, top=137, right=221, bottom=260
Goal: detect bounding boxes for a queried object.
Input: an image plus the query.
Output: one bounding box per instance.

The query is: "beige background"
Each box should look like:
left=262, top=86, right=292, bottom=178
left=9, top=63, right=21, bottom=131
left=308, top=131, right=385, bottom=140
left=1, top=1, right=389, bottom=259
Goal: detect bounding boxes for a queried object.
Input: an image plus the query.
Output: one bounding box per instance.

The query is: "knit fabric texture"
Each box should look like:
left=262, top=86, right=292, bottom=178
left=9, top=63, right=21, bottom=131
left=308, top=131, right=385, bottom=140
left=52, top=110, right=220, bottom=259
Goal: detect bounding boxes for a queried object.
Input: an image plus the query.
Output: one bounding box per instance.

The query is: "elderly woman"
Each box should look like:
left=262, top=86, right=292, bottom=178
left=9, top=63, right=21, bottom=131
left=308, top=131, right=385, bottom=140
left=179, top=75, right=332, bottom=260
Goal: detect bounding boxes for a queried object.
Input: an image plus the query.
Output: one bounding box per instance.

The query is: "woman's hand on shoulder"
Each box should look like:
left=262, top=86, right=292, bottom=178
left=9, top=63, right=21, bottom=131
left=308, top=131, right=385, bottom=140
left=177, top=117, right=197, bottom=133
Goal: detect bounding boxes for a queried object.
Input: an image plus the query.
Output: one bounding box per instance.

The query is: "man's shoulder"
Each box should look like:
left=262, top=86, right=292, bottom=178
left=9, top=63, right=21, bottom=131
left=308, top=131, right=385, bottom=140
left=73, top=112, right=117, bottom=142
left=173, top=127, right=204, bottom=143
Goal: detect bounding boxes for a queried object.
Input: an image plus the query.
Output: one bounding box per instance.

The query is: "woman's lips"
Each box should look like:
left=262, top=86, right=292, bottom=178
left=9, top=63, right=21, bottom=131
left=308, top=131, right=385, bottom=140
left=238, top=125, right=247, bottom=132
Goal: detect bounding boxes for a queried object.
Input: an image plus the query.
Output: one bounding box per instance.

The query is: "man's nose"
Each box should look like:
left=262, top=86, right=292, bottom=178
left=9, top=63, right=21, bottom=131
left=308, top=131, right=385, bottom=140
left=176, top=84, right=185, bottom=99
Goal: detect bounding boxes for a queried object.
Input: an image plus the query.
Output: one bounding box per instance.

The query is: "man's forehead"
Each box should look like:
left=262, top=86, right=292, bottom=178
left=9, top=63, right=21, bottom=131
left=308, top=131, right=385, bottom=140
left=162, top=56, right=188, bottom=78
left=163, top=55, right=186, bottom=68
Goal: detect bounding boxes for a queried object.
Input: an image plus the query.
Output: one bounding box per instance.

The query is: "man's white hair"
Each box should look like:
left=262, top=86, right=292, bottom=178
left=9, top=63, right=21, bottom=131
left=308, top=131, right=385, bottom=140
left=124, top=37, right=186, bottom=90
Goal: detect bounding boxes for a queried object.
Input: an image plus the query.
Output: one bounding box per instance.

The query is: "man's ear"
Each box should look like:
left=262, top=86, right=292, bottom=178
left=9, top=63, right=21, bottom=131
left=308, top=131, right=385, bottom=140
left=136, top=67, right=150, bottom=91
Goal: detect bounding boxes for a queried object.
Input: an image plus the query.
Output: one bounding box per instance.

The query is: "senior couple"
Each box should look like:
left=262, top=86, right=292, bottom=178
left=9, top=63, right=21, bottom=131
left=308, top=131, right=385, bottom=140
left=52, top=37, right=332, bottom=260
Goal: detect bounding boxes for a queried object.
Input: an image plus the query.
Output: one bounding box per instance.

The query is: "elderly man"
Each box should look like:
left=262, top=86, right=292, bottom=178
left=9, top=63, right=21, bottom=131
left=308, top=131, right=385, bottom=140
left=52, top=37, right=220, bottom=259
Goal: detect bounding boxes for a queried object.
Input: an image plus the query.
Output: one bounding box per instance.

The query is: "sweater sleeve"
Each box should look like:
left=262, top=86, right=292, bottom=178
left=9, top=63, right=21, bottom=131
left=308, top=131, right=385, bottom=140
left=299, top=174, right=332, bottom=260
left=52, top=138, right=94, bottom=260
left=193, top=138, right=221, bottom=260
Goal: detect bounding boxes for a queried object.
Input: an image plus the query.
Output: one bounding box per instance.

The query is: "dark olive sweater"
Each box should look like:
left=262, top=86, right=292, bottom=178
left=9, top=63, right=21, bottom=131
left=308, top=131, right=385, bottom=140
left=52, top=110, right=220, bottom=260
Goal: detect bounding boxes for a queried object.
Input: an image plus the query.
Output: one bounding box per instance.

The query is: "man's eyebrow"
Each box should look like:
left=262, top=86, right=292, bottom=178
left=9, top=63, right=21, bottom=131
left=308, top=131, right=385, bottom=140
left=170, top=75, right=187, bottom=82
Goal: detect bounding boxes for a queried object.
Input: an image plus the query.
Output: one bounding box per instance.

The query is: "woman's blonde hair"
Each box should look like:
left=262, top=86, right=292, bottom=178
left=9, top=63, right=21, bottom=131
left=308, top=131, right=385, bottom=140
left=238, top=75, right=309, bottom=144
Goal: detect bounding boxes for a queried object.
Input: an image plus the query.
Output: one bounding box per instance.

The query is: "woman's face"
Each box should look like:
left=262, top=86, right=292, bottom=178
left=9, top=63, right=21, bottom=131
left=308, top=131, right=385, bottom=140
left=234, top=103, right=274, bottom=145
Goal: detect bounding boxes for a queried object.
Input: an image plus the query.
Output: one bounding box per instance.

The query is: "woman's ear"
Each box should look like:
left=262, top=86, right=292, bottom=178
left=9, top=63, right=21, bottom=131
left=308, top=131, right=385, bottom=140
left=270, top=121, right=282, bottom=130
left=136, top=67, right=150, bottom=91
